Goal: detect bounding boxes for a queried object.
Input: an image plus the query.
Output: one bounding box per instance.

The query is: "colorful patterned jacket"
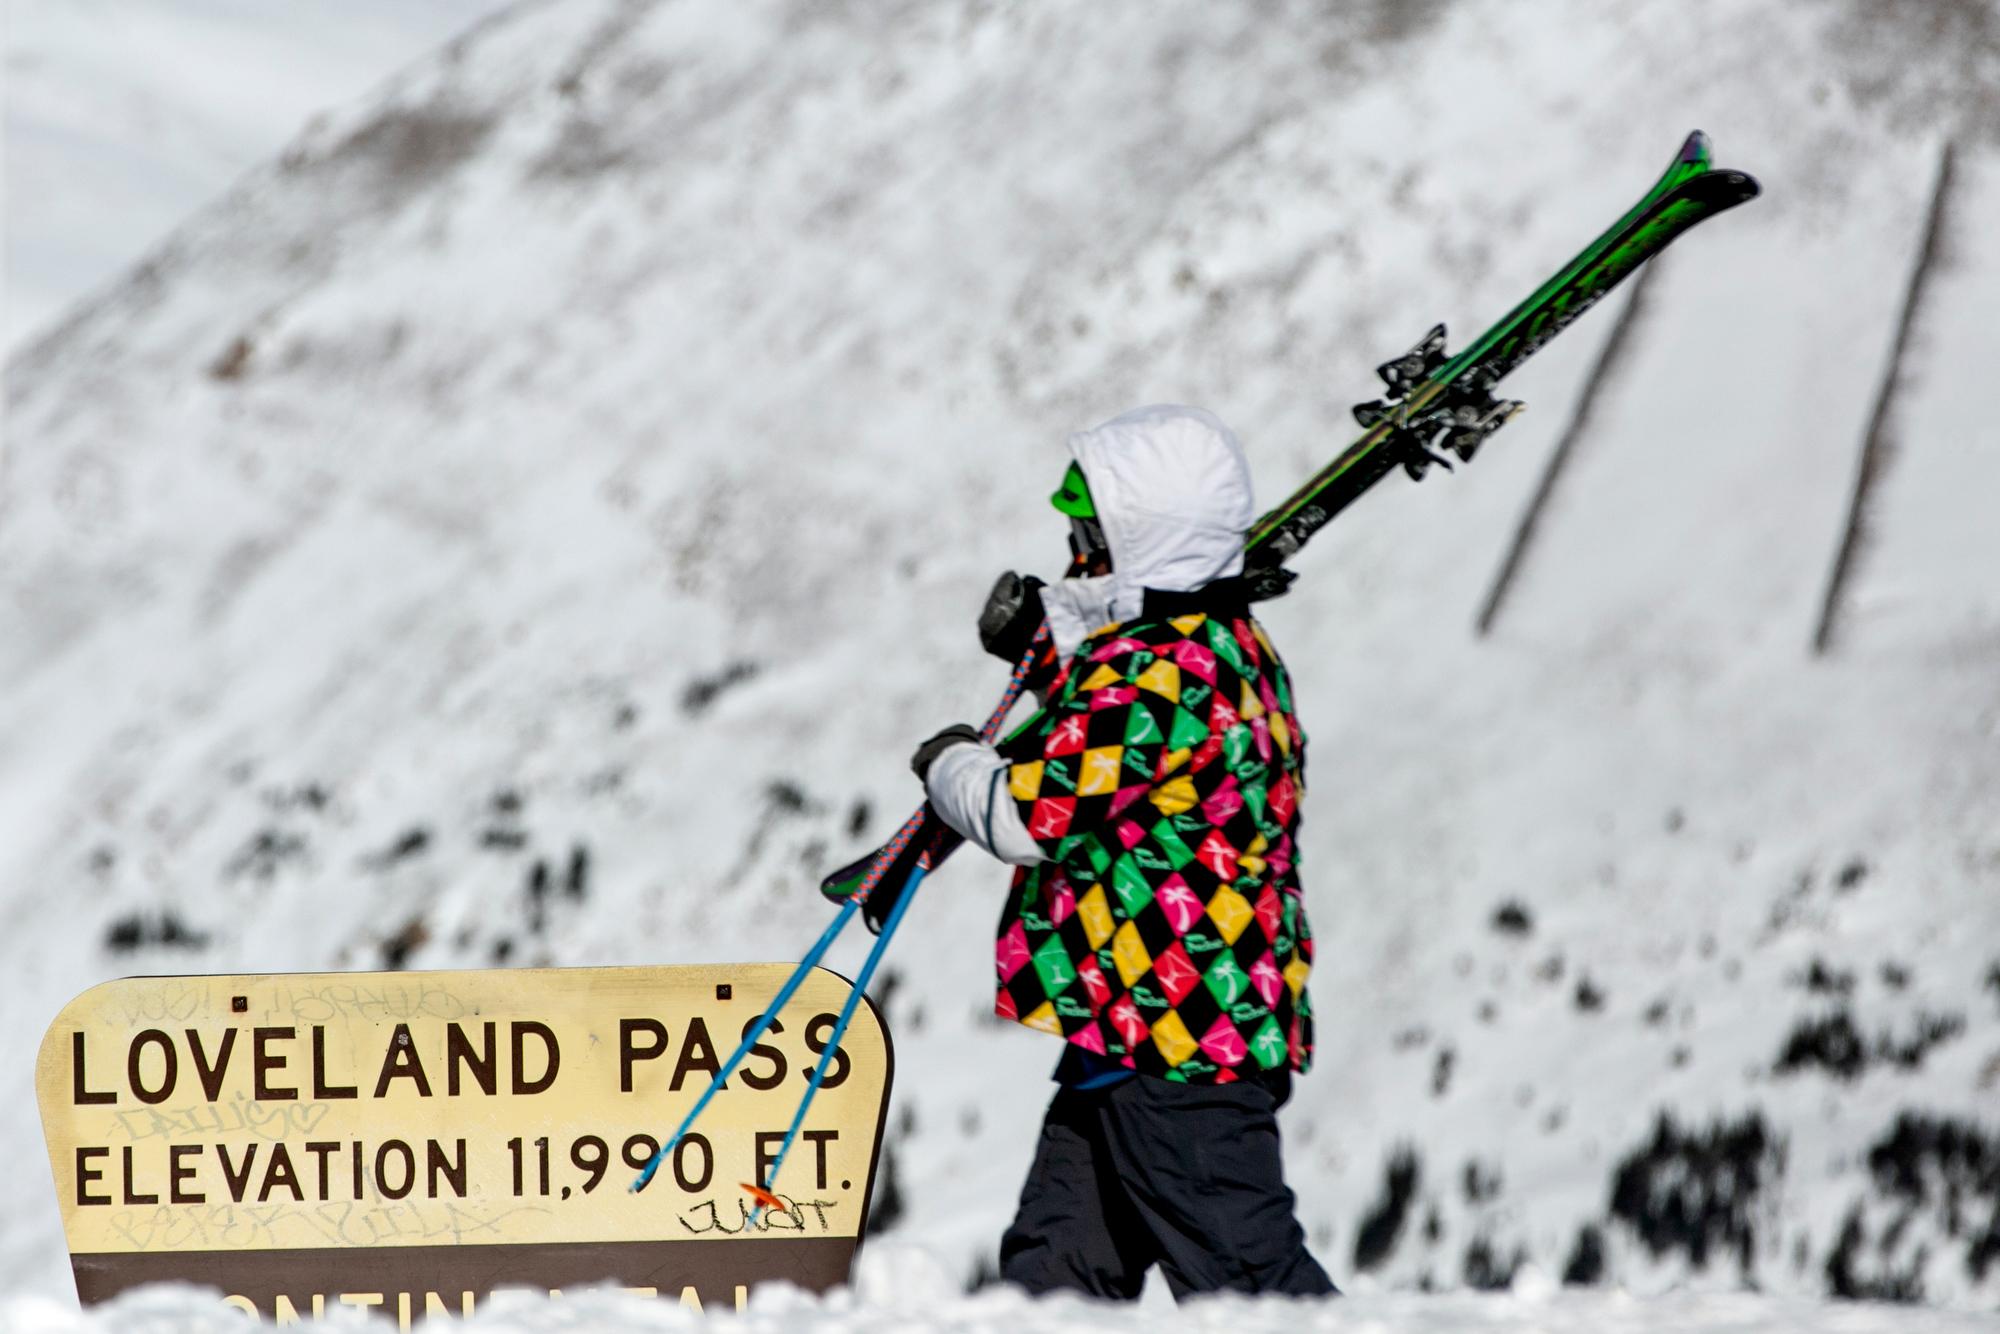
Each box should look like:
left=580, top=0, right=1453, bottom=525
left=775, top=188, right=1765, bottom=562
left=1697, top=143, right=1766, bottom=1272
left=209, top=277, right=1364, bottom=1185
left=924, top=405, right=1314, bottom=1084
left=995, top=582, right=1312, bottom=1081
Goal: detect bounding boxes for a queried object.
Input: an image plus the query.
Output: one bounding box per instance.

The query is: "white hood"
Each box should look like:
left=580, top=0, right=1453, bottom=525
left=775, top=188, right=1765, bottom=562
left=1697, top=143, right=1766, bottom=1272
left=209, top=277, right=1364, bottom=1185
left=1039, top=404, right=1255, bottom=656
left=927, top=406, right=1257, bottom=863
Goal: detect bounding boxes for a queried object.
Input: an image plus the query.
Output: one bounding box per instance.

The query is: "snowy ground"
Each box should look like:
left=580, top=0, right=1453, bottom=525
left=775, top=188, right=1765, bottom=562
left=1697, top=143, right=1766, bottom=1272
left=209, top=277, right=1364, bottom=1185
left=7, top=1247, right=2000, bottom=1334
left=4, top=0, right=2000, bottom=1326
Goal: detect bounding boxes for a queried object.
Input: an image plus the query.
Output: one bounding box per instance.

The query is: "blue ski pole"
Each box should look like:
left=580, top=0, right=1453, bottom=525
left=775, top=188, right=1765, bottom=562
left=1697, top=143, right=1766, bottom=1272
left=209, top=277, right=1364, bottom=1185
left=628, top=899, right=860, bottom=1191
left=747, top=837, right=937, bottom=1221
left=629, top=627, right=1048, bottom=1195
left=629, top=802, right=936, bottom=1192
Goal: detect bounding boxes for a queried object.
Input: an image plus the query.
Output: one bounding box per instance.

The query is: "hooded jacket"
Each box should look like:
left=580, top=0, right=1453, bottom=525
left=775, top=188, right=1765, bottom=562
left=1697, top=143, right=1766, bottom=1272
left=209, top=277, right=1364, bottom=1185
left=926, top=406, right=1315, bottom=1083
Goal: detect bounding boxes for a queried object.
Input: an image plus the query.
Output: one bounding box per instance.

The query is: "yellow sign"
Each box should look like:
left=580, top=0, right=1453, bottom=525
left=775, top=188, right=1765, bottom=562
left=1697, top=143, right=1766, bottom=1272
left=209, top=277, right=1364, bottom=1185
left=36, top=965, right=891, bottom=1321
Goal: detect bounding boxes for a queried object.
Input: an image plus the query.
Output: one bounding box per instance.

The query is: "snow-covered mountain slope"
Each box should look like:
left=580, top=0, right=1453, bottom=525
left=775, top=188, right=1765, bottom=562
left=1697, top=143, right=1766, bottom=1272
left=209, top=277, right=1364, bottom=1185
left=4, top=0, right=1999, bottom=1316
left=3, top=0, right=517, bottom=350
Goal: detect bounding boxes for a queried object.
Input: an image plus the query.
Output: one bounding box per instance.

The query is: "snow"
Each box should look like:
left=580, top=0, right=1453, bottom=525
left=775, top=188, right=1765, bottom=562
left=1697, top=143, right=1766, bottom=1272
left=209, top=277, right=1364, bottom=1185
left=8, top=1248, right=2000, bottom=1333
left=5, top=0, right=2000, bottom=1327
left=3, top=0, right=517, bottom=350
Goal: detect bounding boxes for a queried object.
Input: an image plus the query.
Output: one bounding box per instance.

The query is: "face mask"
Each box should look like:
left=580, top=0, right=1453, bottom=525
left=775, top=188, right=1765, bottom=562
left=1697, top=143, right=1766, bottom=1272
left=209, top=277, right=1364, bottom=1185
left=1068, top=513, right=1110, bottom=570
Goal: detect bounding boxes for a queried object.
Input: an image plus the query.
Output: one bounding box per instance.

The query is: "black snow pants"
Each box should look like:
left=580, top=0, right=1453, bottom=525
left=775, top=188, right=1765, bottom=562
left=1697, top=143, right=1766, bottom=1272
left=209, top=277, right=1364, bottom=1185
left=998, top=1073, right=1338, bottom=1301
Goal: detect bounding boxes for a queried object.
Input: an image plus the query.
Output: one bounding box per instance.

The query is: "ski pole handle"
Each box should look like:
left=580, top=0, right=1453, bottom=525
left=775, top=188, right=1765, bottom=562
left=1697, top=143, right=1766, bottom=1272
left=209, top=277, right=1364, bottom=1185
left=631, top=627, right=1050, bottom=1195
left=843, top=624, right=1049, bottom=903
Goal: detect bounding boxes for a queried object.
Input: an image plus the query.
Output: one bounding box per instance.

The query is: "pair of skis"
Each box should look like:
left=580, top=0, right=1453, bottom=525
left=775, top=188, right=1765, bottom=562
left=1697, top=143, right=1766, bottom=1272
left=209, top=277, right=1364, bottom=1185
left=632, top=132, right=1760, bottom=1209
left=817, top=130, right=1760, bottom=909
left=1241, top=128, right=1759, bottom=594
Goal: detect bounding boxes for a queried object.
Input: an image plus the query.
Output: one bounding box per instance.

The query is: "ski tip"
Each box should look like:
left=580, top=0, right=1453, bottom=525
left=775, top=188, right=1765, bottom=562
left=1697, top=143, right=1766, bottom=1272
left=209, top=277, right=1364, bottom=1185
left=1730, top=171, right=1762, bottom=203
left=743, top=1182, right=787, bottom=1212
left=820, top=855, right=869, bottom=903
left=1690, top=168, right=1763, bottom=209
left=1678, top=129, right=1712, bottom=168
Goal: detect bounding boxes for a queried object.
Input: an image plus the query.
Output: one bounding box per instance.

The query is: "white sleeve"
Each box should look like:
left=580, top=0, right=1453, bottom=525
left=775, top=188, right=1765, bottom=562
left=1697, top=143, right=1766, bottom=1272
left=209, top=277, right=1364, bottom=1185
left=922, top=740, right=1048, bottom=867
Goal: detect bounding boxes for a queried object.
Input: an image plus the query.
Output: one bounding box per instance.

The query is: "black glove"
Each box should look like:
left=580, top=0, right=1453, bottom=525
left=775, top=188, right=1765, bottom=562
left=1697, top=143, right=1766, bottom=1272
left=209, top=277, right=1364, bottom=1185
left=978, top=572, right=1046, bottom=664
left=911, top=723, right=981, bottom=782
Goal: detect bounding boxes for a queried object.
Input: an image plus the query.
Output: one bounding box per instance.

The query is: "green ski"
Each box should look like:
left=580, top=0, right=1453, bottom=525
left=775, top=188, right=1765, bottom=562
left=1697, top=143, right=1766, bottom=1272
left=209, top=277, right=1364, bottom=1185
left=823, top=130, right=1761, bottom=905
left=1244, top=130, right=1759, bottom=592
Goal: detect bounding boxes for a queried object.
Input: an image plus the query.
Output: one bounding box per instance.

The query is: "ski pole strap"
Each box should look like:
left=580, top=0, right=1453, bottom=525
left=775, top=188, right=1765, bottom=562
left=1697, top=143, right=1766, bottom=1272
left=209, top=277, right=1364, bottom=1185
left=981, top=623, right=1050, bottom=743
left=842, top=802, right=930, bottom=905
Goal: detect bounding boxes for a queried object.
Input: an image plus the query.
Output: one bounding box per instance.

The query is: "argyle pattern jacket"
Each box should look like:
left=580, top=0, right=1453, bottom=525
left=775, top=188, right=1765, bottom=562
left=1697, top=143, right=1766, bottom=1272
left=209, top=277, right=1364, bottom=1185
left=992, top=585, right=1314, bottom=1083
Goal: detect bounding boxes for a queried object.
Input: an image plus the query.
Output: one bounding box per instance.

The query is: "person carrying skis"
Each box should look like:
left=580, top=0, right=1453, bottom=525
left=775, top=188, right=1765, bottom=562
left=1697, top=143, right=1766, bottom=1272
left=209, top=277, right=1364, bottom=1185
left=909, top=404, right=1337, bottom=1300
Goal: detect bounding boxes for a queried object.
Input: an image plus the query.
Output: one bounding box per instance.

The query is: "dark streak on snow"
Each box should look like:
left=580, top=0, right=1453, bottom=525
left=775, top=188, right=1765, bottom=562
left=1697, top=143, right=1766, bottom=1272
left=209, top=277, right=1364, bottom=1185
left=288, top=103, right=499, bottom=211
left=103, top=910, right=211, bottom=954
left=683, top=660, right=761, bottom=716
left=1608, top=1110, right=1781, bottom=1277
left=1563, top=1223, right=1606, bottom=1286
left=1462, top=1233, right=1525, bottom=1291
left=1353, top=1146, right=1422, bottom=1272
left=1774, top=1008, right=1965, bottom=1081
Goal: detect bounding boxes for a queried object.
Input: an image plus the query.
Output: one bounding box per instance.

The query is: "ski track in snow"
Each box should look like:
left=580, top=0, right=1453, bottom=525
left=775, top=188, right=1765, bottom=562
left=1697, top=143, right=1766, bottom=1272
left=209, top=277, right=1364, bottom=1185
left=5, top=0, right=2000, bottom=1326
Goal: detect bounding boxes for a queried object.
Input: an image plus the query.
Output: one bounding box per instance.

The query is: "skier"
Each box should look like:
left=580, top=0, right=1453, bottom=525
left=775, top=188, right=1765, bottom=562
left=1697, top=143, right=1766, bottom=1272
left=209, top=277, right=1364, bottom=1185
left=909, top=404, right=1337, bottom=1300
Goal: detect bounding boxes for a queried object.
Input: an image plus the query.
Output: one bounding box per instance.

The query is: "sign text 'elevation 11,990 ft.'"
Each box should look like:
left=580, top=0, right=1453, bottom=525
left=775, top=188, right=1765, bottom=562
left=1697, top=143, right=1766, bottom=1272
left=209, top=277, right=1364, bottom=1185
left=35, top=965, right=892, bottom=1324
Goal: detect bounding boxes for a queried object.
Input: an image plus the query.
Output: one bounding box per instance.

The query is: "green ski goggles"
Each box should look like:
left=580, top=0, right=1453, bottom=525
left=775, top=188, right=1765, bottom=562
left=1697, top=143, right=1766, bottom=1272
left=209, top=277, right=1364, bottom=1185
left=1051, top=462, right=1108, bottom=567
left=1050, top=461, right=1095, bottom=518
